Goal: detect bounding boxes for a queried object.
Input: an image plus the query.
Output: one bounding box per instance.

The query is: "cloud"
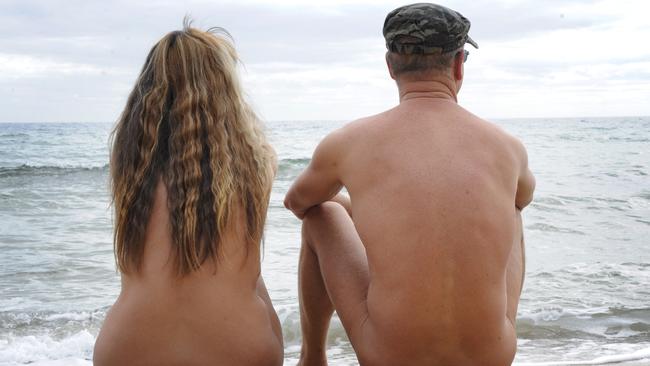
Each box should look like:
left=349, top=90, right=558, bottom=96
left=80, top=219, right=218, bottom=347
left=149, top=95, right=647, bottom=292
left=0, top=0, right=648, bottom=122
left=0, top=53, right=123, bottom=79
left=0, top=0, right=613, bottom=60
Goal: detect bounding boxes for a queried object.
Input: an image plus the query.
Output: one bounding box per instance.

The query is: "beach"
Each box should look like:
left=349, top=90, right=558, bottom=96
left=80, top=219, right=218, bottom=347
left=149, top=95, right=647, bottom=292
left=1, top=117, right=649, bottom=365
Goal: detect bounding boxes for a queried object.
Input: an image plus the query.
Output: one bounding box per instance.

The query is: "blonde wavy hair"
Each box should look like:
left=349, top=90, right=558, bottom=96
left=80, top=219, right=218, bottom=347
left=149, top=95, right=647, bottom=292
left=110, top=22, right=275, bottom=276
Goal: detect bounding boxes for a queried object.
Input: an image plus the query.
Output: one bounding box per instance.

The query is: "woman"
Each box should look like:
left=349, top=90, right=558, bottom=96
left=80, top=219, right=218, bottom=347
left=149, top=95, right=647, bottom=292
left=94, top=23, right=283, bottom=366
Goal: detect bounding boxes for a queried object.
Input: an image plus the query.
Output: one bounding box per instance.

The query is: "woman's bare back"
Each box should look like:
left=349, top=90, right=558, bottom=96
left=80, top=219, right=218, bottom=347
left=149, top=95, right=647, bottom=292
left=94, top=182, right=283, bottom=366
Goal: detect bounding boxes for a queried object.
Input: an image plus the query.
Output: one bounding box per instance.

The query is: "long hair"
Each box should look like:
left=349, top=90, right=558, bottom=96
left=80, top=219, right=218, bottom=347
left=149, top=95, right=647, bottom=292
left=110, top=21, right=275, bottom=276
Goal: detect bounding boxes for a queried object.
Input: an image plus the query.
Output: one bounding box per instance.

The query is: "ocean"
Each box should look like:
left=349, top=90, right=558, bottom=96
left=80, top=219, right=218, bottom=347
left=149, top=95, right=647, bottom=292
left=0, top=117, right=649, bottom=365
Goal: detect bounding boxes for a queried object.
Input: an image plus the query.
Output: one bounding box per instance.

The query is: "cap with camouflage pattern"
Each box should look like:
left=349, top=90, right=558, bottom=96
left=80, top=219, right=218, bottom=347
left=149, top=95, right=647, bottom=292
left=383, top=3, right=479, bottom=55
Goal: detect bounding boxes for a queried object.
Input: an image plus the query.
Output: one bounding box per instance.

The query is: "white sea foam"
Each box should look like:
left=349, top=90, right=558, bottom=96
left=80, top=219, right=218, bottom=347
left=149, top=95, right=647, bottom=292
left=1, top=326, right=647, bottom=366
left=0, top=331, right=94, bottom=366
left=43, top=312, right=93, bottom=322
left=6, top=359, right=92, bottom=366
left=515, top=346, right=650, bottom=365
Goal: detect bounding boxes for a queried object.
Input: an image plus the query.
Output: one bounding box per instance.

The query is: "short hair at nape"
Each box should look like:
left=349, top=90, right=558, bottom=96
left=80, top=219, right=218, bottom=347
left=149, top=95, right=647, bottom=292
left=387, top=50, right=458, bottom=76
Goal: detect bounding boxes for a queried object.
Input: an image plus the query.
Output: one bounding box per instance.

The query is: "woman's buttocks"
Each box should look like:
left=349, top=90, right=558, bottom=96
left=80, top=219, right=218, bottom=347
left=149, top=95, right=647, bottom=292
left=94, top=277, right=282, bottom=366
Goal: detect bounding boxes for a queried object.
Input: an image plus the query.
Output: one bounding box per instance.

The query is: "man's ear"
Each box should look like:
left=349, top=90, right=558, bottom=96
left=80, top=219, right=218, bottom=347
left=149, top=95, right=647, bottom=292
left=386, top=52, right=396, bottom=80
left=453, top=51, right=464, bottom=81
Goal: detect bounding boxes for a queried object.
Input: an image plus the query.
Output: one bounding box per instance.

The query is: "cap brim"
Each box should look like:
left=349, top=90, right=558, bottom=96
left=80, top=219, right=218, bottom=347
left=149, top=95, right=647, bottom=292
left=466, top=35, right=479, bottom=49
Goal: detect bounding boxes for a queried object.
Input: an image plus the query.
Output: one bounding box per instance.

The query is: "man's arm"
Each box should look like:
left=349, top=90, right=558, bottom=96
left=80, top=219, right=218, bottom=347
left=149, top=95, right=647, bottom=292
left=514, top=140, right=535, bottom=211
left=284, top=130, right=346, bottom=219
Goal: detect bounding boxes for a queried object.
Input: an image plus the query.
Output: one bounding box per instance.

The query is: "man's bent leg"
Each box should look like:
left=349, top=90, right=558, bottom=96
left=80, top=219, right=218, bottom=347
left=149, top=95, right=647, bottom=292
left=298, top=201, right=370, bottom=366
left=298, top=229, right=334, bottom=365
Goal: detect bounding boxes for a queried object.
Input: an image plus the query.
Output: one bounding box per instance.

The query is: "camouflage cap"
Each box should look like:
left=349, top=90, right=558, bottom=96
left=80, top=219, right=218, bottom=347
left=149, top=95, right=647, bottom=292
left=383, top=3, right=479, bottom=55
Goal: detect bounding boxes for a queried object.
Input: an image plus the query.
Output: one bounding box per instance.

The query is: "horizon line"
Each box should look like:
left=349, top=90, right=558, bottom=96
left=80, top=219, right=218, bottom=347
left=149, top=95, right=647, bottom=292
left=1, top=115, right=649, bottom=124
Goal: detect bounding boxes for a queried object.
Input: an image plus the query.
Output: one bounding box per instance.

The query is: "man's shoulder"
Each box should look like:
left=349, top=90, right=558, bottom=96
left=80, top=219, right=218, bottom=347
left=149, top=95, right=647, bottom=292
left=315, top=111, right=392, bottom=164
left=453, top=107, right=527, bottom=160
left=471, top=114, right=528, bottom=164
left=334, top=110, right=395, bottom=138
left=461, top=110, right=519, bottom=144
left=321, top=114, right=382, bottom=144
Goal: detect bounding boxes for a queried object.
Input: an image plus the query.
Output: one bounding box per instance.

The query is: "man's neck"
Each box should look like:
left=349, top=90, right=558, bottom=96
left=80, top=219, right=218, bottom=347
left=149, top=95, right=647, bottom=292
left=396, top=77, right=458, bottom=104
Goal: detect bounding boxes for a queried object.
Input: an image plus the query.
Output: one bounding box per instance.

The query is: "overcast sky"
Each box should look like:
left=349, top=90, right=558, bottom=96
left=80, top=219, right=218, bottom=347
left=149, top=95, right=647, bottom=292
left=1, top=0, right=649, bottom=122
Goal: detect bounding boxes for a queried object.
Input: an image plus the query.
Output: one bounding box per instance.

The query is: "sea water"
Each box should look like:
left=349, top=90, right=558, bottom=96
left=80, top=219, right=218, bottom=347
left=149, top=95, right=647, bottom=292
left=0, top=118, right=649, bottom=365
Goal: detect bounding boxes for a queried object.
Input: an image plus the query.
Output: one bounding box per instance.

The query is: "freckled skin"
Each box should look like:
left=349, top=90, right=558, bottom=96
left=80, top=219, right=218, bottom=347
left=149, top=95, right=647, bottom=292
left=93, top=182, right=284, bottom=366
left=285, top=52, right=535, bottom=365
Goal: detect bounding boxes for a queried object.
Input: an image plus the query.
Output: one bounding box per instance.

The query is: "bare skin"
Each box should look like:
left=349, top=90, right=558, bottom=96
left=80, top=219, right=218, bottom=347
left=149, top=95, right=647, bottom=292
left=285, top=51, right=535, bottom=366
left=94, top=181, right=283, bottom=366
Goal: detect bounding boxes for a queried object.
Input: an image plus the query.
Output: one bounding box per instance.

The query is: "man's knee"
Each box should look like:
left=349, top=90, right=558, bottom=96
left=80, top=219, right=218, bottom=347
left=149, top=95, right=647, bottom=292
left=301, top=201, right=349, bottom=252
left=303, top=201, right=347, bottom=229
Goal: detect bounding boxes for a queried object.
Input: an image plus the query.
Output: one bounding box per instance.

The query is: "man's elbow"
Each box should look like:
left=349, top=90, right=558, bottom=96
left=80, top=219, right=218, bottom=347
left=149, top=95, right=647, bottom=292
left=284, top=194, right=308, bottom=220
left=283, top=193, right=293, bottom=211
left=284, top=190, right=303, bottom=214
left=516, top=171, right=536, bottom=211
left=516, top=193, right=534, bottom=211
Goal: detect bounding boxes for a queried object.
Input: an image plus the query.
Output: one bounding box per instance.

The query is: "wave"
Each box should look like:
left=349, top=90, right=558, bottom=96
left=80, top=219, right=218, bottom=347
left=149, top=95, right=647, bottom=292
left=527, top=222, right=586, bottom=235
left=1, top=307, right=649, bottom=365
left=636, top=191, right=650, bottom=201
left=607, top=136, right=650, bottom=143
left=520, top=263, right=650, bottom=333
left=515, top=346, right=650, bottom=365
left=517, top=305, right=650, bottom=344
left=0, top=331, right=94, bottom=366
left=0, top=132, right=31, bottom=139
left=0, top=158, right=308, bottom=180
left=1, top=330, right=648, bottom=366
left=276, top=158, right=310, bottom=180
left=0, top=164, right=108, bottom=178
left=3, top=305, right=648, bottom=342
left=0, top=307, right=347, bottom=365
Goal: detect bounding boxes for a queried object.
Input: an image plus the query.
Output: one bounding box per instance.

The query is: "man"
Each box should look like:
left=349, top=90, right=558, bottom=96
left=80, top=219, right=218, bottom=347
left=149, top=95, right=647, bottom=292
left=284, top=3, right=535, bottom=365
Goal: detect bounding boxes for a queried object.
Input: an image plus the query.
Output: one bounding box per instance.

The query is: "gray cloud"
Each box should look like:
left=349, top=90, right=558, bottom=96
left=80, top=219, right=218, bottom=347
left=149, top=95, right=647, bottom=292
left=0, top=0, right=611, bottom=65
left=0, top=0, right=647, bottom=122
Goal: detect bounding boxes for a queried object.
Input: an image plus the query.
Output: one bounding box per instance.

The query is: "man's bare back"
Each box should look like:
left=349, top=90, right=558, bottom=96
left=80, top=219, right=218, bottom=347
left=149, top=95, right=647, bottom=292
left=284, top=4, right=535, bottom=365
left=288, top=99, right=532, bottom=365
